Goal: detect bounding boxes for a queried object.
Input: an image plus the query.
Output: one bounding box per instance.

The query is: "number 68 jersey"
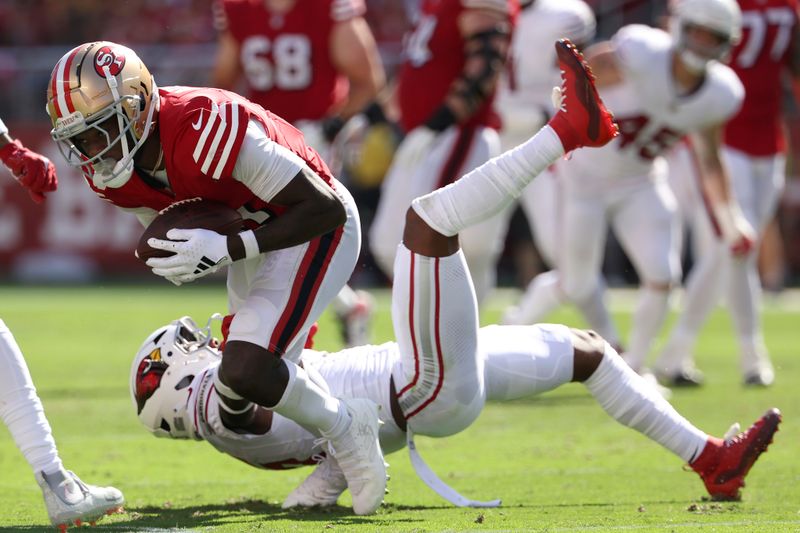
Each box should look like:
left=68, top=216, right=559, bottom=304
left=561, top=25, right=744, bottom=191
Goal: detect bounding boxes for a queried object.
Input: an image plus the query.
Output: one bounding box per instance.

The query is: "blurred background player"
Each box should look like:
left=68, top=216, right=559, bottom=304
left=369, top=0, right=517, bottom=304
left=46, top=41, right=386, bottom=515
left=0, top=118, right=124, bottom=530
left=496, top=0, right=623, bottom=350
left=501, top=0, right=755, bottom=378
left=212, top=0, right=387, bottom=346
left=656, top=0, right=800, bottom=387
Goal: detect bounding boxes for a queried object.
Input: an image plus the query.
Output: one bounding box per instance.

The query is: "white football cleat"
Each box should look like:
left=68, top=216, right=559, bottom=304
left=282, top=454, right=347, bottom=509
left=323, top=398, right=387, bottom=515
left=335, top=290, right=374, bottom=348
left=38, top=469, right=124, bottom=530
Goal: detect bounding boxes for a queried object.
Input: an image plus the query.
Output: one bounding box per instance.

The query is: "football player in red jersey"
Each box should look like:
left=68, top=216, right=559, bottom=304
left=369, top=0, right=518, bottom=304
left=212, top=0, right=386, bottom=347
left=0, top=118, right=124, bottom=530
left=46, top=41, right=387, bottom=515
left=658, top=0, right=800, bottom=387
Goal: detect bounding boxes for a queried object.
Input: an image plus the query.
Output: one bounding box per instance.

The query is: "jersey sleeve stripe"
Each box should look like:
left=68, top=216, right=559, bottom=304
left=201, top=103, right=229, bottom=175
left=192, top=101, right=220, bottom=164
left=212, top=102, right=244, bottom=180
left=331, top=0, right=366, bottom=21
left=461, top=0, right=509, bottom=16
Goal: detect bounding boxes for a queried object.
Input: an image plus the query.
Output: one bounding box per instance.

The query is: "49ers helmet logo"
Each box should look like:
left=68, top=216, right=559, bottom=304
left=93, top=46, right=126, bottom=77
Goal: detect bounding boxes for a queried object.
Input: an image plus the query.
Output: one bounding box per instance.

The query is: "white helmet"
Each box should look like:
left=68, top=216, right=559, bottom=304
left=670, top=0, right=742, bottom=72
left=130, top=315, right=221, bottom=439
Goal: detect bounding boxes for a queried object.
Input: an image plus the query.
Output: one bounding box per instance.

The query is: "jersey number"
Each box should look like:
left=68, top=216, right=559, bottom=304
left=737, top=8, right=796, bottom=68
left=616, top=115, right=682, bottom=160
left=405, top=15, right=437, bottom=67
left=241, top=35, right=312, bottom=91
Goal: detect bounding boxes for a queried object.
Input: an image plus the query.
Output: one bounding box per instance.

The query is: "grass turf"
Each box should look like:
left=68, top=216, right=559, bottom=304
left=0, top=285, right=797, bottom=532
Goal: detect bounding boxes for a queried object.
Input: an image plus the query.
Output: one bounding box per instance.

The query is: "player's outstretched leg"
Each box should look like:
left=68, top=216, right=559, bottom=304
left=38, top=470, right=124, bottom=531
left=479, top=326, right=780, bottom=501
left=411, top=39, right=617, bottom=241
left=0, top=321, right=124, bottom=529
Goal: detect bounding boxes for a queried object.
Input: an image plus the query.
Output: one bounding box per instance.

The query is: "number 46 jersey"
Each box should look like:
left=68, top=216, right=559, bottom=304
left=214, top=0, right=365, bottom=124
left=561, top=25, right=744, bottom=190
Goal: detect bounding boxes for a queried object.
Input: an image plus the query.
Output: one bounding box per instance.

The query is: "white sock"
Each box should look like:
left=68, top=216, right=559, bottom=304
left=624, top=287, right=671, bottom=372
left=0, top=321, right=62, bottom=475
left=412, top=126, right=564, bottom=237
left=585, top=343, right=707, bottom=462
left=272, top=360, right=349, bottom=438
left=503, top=270, right=563, bottom=325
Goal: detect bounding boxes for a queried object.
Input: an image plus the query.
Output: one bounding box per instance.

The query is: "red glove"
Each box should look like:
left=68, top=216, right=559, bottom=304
left=0, top=139, right=58, bottom=203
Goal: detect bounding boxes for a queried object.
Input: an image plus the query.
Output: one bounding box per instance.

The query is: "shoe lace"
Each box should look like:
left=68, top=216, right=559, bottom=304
left=723, top=423, right=742, bottom=444
left=551, top=85, right=566, bottom=113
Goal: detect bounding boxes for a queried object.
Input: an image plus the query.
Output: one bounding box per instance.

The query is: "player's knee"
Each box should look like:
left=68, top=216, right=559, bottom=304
left=570, top=328, right=607, bottom=382
left=561, top=276, right=595, bottom=303
left=402, top=207, right=459, bottom=257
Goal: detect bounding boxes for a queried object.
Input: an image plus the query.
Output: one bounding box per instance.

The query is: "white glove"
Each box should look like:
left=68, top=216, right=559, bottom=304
left=713, top=201, right=756, bottom=257
left=394, top=126, right=438, bottom=173
left=146, top=228, right=232, bottom=283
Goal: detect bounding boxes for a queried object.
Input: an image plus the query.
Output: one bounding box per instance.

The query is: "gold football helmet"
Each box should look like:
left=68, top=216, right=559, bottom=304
left=46, top=41, right=159, bottom=188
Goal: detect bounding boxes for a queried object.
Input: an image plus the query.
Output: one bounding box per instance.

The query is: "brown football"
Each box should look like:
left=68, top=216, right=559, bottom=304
left=136, top=198, right=244, bottom=261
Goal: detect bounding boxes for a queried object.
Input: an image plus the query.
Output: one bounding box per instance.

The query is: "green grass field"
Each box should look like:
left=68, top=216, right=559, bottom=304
left=0, top=284, right=797, bottom=532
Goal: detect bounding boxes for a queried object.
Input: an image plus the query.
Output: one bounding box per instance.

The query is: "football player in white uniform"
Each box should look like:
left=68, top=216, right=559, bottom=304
left=0, top=118, right=124, bottom=530
left=131, top=39, right=634, bottom=510
left=130, top=311, right=780, bottom=506
left=496, top=0, right=622, bottom=350
left=504, top=0, right=755, bottom=376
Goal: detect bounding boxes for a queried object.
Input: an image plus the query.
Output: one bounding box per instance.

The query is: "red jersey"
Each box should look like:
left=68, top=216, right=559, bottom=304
left=724, top=0, right=799, bottom=156
left=397, top=0, right=517, bottom=132
left=86, top=86, right=335, bottom=223
left=215, top=0, right=365, bottom=123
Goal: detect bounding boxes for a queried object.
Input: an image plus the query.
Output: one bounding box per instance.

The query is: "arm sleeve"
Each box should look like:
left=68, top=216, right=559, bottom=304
left=232, top=119, right=307, bottom=202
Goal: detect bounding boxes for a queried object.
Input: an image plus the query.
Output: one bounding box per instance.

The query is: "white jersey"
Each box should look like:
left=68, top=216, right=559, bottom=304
left=183, top=324, right=574, bottom=469
left=561, top=25, right=744, bottom=192
left=497, top=0, right=596, bottom=145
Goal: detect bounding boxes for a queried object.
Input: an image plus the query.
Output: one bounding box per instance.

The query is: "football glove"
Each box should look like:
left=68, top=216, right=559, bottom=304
left=146, top=228, right=232, bottom=283
left=0, top=139, right=58, bottom=203
left=714, top=201, right=756, bottom=257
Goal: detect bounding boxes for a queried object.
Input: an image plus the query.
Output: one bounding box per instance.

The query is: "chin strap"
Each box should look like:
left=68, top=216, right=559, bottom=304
left=407, top=429, right=502, bottom=508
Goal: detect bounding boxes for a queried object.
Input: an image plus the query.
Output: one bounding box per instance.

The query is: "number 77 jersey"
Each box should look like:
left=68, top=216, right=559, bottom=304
left=560, top=25, right=744, bottom=190
left=724, top=0, right=799, bottom=157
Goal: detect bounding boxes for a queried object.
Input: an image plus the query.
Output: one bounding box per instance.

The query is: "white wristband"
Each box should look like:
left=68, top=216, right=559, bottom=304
left=0, top=118, right=7, bottom=136
left=239, top=229, right=260, bottom=259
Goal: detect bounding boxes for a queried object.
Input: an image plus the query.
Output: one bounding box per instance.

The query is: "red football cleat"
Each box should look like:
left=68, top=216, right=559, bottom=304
left=691, top=408, right=781, bottom=501
left=547, top=39, right=618, bottom=152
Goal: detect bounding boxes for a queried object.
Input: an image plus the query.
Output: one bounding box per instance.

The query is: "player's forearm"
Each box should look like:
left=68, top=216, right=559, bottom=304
left=228, top=193, right=346, bottom=260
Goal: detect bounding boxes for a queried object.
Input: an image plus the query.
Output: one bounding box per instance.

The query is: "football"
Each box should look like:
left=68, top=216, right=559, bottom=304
left=136, top=198, right=244, bottom=261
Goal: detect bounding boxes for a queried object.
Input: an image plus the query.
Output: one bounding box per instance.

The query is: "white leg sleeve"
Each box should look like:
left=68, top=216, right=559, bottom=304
left=271, top=359, right=348, bottom=438
left=0, top=321, right=62, bottom=475
left=391, top=244, right=484, bottom=437
left=412, top=126, right=564, bottom=237
left=624, top=286, right=671, bottom=372
left=585, top=343, right=708, bottom=462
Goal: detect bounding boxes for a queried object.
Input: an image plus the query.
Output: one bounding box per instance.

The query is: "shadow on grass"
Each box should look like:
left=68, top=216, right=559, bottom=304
left=0, top=500, right=427, bottom=532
